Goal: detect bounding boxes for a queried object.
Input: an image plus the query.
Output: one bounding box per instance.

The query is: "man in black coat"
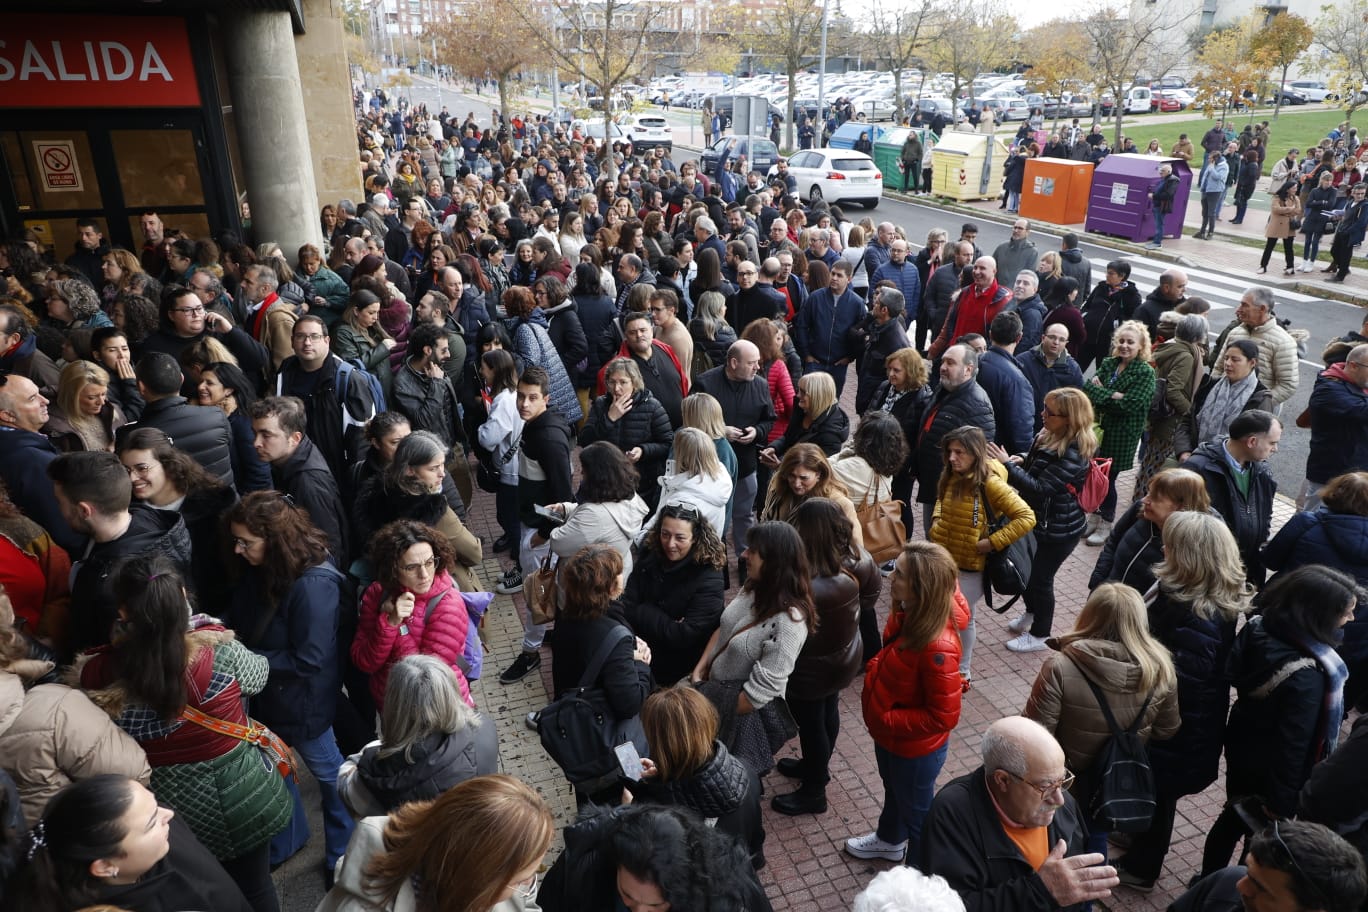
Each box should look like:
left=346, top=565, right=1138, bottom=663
left=921, top=716, right=1113, bottom=912
left=725, top=261, right=785, bottom=334
left=1017, top=324, right=1085, bottom=433
left=119, top=353, right=235, bottom=488
left=854, top=287, right=911, bottom=414
left=249, top=395, right=349, bottom=562
left=49, top=452, right=193, bottom=656
left=922, top=241, right=975, bottom=353
left=694, top=340, right=776, bottom=570
left=1181, top=410, right=1280, bottom=585
left=1058, top=234, right=1092, bottom=293
left=913, top=344, right=995, bottom=531
left=1132, top=269, right=1189, bottom=343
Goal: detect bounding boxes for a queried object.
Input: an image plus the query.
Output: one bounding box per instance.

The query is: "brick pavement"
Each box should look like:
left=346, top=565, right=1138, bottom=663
left=277, top=376, right=1305, bottom=912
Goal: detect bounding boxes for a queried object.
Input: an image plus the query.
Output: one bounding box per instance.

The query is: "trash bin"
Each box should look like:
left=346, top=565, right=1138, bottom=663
left=1084, top=153, right=1193, bottom=242
left=1020, top=157, right=1095, bottom=224
left=930, top=129, right=1012, bottom=201
left=874, top=126, right=937, bottom=191
left=829, top=121, right=889, bottom=150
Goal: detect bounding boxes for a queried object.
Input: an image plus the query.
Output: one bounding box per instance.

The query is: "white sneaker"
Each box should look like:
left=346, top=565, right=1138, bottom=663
left=845, top=832, right=908, bottom=862
left=1007, top=612, right=1034, bottom=634
left=1302, top=260, right=1314, bottom=273
left=1006, top=633, right=1050, bottom=653
left=1084, top=513, right=1101, bottom=537
left=1085, top=520, right=1112, bottom=547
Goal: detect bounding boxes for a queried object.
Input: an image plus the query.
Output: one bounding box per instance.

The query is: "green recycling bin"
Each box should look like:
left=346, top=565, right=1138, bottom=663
left=874, top=126, right=936, bottom=191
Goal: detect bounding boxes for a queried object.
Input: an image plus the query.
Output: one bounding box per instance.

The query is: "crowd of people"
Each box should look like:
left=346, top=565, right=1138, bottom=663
left=0, top=97, right=1366, bottom=912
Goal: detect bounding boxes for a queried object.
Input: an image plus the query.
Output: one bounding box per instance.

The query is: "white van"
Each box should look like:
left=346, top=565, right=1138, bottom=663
left=1124, top=86, right=1152, bottom=114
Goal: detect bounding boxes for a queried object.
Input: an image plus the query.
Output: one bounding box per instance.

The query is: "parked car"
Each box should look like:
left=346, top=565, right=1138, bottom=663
left=1150, top=91, right=1186, bottom=113
left=572, top=118, right=631, bottom=146
left=1269, top=86, right=1308, bottom=105
left=1287, top=80, right=1336, bottom=102
left=701, top=136, right=780, bottom=180
left=618, top=113, right=673, bottom=151
left=914, top=95, right=957, bottom=120
left=768, top=148, right=882, bottom=208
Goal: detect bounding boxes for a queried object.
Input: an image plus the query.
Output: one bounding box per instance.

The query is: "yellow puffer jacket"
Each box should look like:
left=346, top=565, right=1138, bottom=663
left=929, top=459, right=1036, bottom=571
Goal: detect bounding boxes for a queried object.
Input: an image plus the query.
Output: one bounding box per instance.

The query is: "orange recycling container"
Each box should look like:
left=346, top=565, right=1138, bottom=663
left=1020, top=157, right=1094, bottom=225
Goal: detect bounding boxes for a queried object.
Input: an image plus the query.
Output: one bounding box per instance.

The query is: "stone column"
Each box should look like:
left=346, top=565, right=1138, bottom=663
left=222, top=10, right=322, bottom=254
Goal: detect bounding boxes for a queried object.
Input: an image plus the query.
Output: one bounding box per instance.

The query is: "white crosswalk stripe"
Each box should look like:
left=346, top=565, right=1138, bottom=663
left=1087, top=253, right=1351, bottom=313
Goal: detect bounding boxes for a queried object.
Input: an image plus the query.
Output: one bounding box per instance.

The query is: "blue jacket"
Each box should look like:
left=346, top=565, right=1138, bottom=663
left=1199, top=157, right=1229, bottom=193
left=1016, top=346, right=1084, bottom=433
left=227, top=562, right=342, bottom=742
left=870, top=259, right=922, bottom=321
left=0, top=427, right=84, bottom=553
left=1305, top=366, right=1368, bottom=485
left=976, top=346, right=1036, bottom=454
left=793, top=287, right=866, bottom=365
left=1339, top=199, right=1368, bottom=247
left=1264, top=508, right=1368, bottom=667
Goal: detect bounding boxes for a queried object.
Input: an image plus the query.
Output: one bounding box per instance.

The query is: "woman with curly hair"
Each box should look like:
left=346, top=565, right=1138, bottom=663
left=350, top=520, right=475, bottom=713
left=110, top=292, right=159, bottom=353
left=45, top=360, right=126, bottom=453
left=323, top=774, right=552, bottom=912
left=623, top=499, right=728, bottom=686
left=761, top=442, right=864, bottom=551
left=224, top=492, right=355, bottom=874
left=44, top=278, right=112, bottom=333
left=830, top=409, right=909, bottom=509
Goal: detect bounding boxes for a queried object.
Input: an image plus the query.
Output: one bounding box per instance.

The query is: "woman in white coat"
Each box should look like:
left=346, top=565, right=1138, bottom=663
left=641, top=427, right=733, bottom=543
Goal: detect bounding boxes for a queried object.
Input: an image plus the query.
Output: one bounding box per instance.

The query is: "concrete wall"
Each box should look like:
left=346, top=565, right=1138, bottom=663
left=297, top=0, right=364, bottom=214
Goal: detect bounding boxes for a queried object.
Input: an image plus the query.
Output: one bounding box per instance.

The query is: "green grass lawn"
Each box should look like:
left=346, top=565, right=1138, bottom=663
left=1094, top=105, right=1356, bottom=174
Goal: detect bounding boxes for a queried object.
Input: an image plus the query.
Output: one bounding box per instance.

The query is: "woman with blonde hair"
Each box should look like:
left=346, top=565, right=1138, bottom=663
left=761, top=443, right=864, bottom=550
left=100, top=248, right=144, bottom=308
left=1023, top=582, right=1180, bottom=856
left=988, top=387, right=1097, bottom=651
left=846, top=540, right=967, bottom=866
left=45, top=360, right=126, bottom=453
left=1035, top=250, right=1064, bottom=304
left=320, top=774, right=553, bottom=912
left=761, top=370, right=849, bottom=462
left=632, top=684, right=764, bottom=867
left=929, top=425, right=1035, bottom=678
left=578, top=356, right=673, bottom=509
left=1083, top=319, right=1155, bottom=545
left=688, top=290, right=738, bottom=371
left=643, top=427, right=732, bottom=539
left=1118, top=513, right=1251, bottom=890
left=1090, top=466, right=1212, bottom=595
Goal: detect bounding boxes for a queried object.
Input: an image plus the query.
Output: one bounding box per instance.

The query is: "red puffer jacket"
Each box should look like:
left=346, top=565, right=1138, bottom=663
left=351, top=570, right=472, bottom=709
left=860, top=588, right=969, bottom=759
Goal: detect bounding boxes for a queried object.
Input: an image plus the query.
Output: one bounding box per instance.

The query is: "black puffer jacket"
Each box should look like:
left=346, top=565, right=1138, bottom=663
left=118, top=396, right=235, bottom=487
left=913, top=381, right=996, bottom=504
left=772, top=402, right=850, bottom=458
left=178, top=483, right=239, bottom=618
left=866, top=380, right=933, bottom=476
left=1145, top=587, right=1236, bottom=798
left=1004, top=441, right=1089, bottom=543
left=578, top=389, right=674, bottom=506
left=788, top=554, right=881, bottom=700
left=544, top=300, right=590, bottom=384
left=621, top=549, right=725, bottom=686
left=628, top=741, right=765, bottom=868
left=1182, top=439, right=1276, bottom=585
left=1088, top=501, right=1162, bottom=592
left=1224, top=614, right=1333, bottom=816
left=689, top=320, right=739, bottom=372
left=344, top=717, right=498, bottom=814
left=1079, top=280, right=1143, bottom=369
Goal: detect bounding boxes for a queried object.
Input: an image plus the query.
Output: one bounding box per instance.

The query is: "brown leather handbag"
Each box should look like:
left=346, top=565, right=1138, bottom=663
left=856, top=477, right=906, bottom=564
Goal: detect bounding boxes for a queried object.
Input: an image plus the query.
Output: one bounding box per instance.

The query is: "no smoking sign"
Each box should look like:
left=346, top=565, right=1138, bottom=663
left=34, top=140, right=84, bottom=192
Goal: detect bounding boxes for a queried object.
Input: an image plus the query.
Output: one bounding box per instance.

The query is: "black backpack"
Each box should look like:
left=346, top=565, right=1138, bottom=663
left=1079, top=674, right=1156, bottom=833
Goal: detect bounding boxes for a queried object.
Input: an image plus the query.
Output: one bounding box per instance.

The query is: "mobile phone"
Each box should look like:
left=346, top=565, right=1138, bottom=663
left=533, top=503, right=567, bottom=526
left=614, top=742, right=644, bottom=781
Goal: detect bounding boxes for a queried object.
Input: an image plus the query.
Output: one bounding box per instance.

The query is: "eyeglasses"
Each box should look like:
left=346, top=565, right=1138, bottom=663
left=293, top=333, right=326, bottom=343
left=514, top=871, right=541, bottom=900
left=1004, top=768, right=1075, bottom=799
left=661, top=503, right=700, bottom=522
left=125, top=462, right=156, bottom=477
left=172, top=305, right=206, bottom=315
left=1270, top=820, right=1330, bottom=907
left=232, top=536, right=260, bottom=551
left=400, top=556, right=438, bottom=575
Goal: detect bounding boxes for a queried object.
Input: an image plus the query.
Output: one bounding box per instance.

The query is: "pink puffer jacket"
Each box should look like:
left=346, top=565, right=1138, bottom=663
left=351, top=570, right=473, bottom=708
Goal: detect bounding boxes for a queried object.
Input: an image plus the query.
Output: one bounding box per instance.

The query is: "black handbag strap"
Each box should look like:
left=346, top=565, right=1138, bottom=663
left=576, top=626, right=634, bottom=690
left=1077, top=662, right=1152, bottom=736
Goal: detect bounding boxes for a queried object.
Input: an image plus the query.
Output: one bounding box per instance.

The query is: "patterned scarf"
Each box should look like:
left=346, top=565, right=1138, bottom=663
left=1296, top=631, right=1349, bottom=756
left=1196, top=370, right=1258, bottom=448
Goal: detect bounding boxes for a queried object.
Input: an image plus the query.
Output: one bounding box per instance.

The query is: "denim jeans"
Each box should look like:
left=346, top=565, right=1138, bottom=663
left=956, top=570, right=984, bottom=677
left=732, top=471, right=759, bottom=560
left=1200, top=192, right=1222, bottom=234
left=518, top=528, right=551, bottom=651
left=271, top=728, right=354, bottom=870
left=1151, top=206, right=1166, bottom=245
left=875, top=743, right=949, bottom=863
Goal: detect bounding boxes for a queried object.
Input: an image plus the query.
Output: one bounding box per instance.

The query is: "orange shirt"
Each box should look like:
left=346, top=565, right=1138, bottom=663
left=1003, top=821, right=1050, bottom=871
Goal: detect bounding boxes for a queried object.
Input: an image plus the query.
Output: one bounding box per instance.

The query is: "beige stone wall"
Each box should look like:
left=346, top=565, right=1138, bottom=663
left=297, top=0, right=363, bottom=214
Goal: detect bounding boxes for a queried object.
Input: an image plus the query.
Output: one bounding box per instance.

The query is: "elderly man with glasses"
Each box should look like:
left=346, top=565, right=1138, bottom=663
left=921, top=716, right=1116, bottom=912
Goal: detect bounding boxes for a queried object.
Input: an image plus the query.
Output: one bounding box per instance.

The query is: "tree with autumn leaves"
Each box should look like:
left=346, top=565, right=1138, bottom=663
left=1021, top=21, right=1092, bottom=131
left=422, top=0, right=529, bottom=127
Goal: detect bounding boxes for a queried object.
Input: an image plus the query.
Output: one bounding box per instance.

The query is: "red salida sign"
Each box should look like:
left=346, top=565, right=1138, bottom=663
left=0, top=14, right=201, bottom=109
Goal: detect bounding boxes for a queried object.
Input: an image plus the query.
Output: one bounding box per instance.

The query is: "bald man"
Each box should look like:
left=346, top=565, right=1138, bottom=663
left=694, top=339, right=777, bottom=575
left=922, top=717, right=1117, bottom=912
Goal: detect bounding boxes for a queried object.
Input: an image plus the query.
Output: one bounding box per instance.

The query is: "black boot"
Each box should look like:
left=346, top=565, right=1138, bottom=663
left=772, top=785, right=828, bottom=816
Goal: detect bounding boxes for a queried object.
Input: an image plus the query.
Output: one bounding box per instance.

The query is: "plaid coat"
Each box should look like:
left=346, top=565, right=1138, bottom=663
left=1084, top=356, right=1155, bottom=471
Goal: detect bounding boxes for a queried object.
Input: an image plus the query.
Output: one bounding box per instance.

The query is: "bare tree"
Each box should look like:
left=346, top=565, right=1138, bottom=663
left=1314, top=0, right=1368, bottom=125
left=1082, top=4, right=1190, bottom=146
left=866, top=0, right=941, bottom=123
left=731, top=0, right=827, bottom=150
left=924, top=1, right=1019, bottom=109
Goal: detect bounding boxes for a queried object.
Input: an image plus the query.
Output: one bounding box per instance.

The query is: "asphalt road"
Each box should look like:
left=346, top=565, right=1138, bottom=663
left=396, top=78, right=1359, bottom=499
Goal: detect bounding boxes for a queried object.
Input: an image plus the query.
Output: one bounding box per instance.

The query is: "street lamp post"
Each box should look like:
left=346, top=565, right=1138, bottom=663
left=816, top=0, right=831, bottom=137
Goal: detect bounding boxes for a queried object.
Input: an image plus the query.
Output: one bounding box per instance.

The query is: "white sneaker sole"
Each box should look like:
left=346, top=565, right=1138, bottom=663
left=844, top=840, right=907, bottom=862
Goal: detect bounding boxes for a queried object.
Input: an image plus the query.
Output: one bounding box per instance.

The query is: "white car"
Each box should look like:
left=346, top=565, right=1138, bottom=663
left=770, top=148, right=883, bottom=208
left=617, top=113, right=673, bottom=151
left=1287, top=80, right=1336, bottom=102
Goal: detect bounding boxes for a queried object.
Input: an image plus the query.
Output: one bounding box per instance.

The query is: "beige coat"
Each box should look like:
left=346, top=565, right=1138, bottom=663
left=0, top=669, right=151, bottom=825
left=1265, top=194, right=1303, bottom=239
